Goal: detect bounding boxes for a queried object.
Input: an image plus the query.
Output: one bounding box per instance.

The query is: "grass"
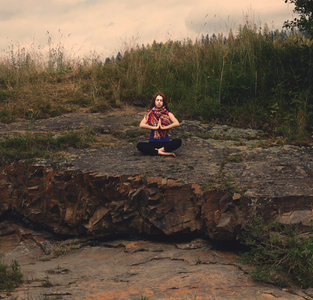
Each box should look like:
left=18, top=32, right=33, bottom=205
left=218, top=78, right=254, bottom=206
left=203, top=154, right=244, bottom=193
left=42, top=276, right=54, bottom=288
left=238, top=216, right=313, bottom=288
left=0, top=22, right=311, bottom=144
left=0, top=235, right=23, bottom=293
left=0, top=257, right=23, bottom=292
left=0, top=129, right=97, bottom=162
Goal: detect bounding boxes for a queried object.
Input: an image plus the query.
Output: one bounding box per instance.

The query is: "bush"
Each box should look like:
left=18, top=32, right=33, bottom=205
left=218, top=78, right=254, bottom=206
left=239, top=216, right=313, bottom=288
left=0, top=258, right=23, bottom=292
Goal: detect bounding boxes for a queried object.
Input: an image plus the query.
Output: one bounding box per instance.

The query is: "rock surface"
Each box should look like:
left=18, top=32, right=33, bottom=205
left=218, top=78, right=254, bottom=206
left=0, top=110, right=313, bottom=240
left=1, top=222, right=312, bottom=300
left=1, top=110, right=313, bottom=299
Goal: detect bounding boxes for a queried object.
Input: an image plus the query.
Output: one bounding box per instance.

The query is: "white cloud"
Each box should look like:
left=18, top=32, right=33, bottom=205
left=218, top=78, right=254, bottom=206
left=185, top=0, right=295, bottom=36
left=0, top=0, right=295, bottom=59
left=52, top=0, right=89, bottom=5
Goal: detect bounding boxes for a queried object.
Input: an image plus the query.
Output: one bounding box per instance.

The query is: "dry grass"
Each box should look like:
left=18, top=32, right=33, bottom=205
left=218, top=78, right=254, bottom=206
left=0, top=25, right=312, bottom=143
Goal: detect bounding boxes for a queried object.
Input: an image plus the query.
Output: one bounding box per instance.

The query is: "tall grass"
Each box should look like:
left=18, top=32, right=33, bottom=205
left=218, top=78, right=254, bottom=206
left=239, top=216, right=313, bottom=288
left=0, top=22, right=312, bottom=140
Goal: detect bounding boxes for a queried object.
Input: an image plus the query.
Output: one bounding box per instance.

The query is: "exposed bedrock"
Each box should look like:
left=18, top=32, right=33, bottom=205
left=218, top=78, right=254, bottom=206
left=1, top=154, right=313, bottom=241
left=0, top=113, right=313, bottom=241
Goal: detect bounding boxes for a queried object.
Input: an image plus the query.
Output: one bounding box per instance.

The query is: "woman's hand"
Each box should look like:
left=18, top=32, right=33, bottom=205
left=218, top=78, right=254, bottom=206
left=157, top=118, right=161, bottom=129
left=160, top=113, right=180, bottom=130
left=151, top=119, right=161, bottom=130
left=139, top=112, right=180, bottom=130
left=139, top=116, right=160, bottom=130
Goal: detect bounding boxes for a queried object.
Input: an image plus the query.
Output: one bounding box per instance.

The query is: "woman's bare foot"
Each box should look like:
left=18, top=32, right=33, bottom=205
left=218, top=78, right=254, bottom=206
left=156, top=148, right=176, bottom=157
left=157, top=147, right=165, bottom=152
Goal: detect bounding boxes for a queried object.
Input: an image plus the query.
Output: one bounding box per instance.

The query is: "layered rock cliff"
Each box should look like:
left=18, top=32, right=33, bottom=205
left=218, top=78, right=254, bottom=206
left=1, top=111, right=313, bottom=241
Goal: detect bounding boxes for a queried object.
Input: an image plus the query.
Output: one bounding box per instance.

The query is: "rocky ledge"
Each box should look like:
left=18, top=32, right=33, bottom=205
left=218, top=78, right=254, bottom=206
left=1, top=110, right=313, bottom=241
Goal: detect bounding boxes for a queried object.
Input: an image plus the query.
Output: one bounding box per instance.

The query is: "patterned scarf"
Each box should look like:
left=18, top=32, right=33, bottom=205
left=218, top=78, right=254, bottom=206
left=146, top=106, right=171, bottom=139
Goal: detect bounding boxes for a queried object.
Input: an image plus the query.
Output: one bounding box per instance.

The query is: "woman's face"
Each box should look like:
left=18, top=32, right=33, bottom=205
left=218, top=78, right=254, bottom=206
left=155, top=95, right=163, bottom=109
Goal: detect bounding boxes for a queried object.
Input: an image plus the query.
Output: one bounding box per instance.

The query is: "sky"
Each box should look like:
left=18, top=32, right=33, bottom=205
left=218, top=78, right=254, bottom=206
left=0, top=0, right=296, bottom=60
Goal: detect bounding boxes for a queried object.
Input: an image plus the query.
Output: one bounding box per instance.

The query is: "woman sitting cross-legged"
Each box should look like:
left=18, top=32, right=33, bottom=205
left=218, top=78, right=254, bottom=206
left=137, top=92, right=182, bottom=157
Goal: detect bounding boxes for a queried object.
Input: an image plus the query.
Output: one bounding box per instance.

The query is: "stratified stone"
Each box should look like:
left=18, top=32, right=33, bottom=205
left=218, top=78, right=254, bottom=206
left=0, top=120, right=313, bottom=241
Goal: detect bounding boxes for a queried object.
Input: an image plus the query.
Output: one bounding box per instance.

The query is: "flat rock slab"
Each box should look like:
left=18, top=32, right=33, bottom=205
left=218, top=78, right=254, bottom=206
left=2, top=110, right=313, bottom=200
left=61, top=138, right=313, bottom=199
left=0, top=109, right=143, bottom=135
left=1, top=230, right=311, bottom=300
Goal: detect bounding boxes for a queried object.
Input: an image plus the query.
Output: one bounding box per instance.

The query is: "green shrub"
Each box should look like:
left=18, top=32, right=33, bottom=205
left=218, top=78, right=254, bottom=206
left=239, top=216, right=313, bottom=288
left=0, top=258, right=23, bottom=292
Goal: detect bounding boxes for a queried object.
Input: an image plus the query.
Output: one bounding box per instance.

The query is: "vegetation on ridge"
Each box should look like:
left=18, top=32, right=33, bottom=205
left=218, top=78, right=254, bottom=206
left=0, top=21, right=312, bottom=144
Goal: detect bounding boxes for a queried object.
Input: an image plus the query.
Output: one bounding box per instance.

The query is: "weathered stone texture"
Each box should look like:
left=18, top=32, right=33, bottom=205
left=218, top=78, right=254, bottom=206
left=1, top=156, right=313, bottom=241
left=1, top=163, right=208, bottom=237
left=1, top=112, right=313, bottom=241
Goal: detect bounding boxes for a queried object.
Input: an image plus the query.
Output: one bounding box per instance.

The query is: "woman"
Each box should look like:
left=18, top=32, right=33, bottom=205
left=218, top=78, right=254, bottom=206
left=137, top=92, right=182, bottom=157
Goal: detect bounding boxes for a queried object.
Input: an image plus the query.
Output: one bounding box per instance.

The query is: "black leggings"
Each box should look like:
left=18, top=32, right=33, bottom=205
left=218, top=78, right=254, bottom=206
left=137, top=139, right=182, bottom=156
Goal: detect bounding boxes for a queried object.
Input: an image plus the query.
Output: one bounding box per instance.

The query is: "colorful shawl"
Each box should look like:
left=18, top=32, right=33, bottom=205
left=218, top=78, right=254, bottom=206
left=146, top=106, right=171, bottom=139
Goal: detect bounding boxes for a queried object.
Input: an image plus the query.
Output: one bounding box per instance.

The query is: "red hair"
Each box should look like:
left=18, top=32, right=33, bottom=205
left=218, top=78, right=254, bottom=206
left=148, top=92, right=170, bottom=111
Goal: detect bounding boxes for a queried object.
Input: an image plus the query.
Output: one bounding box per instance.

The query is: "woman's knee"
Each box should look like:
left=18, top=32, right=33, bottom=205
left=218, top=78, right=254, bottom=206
left=137, top=142, right=145, bottom=151
left=174, top=138, right=182, bottom=147
left=164, top=139, right=182, bottom=152
left=137, top=142, right=158, bottom=155
left=171, top=138, right=182, bottom=149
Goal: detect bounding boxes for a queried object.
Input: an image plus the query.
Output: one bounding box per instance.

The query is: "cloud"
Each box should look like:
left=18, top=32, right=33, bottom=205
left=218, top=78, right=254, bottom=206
left=0, top=9, right=21, bottom=21
left=0, top=0, right=295, bottom=59
left=52, top=0, right=90, bottom=5
left=185, top=0, right=295, bottom=36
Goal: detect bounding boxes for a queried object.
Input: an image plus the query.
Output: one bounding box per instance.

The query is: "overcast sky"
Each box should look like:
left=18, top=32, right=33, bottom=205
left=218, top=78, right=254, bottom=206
left=0, top=0, right=296, bottom=59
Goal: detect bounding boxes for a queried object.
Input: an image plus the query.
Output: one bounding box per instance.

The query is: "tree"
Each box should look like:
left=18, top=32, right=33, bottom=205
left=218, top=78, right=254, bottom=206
left=283, top=0, right=313, bottom=38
